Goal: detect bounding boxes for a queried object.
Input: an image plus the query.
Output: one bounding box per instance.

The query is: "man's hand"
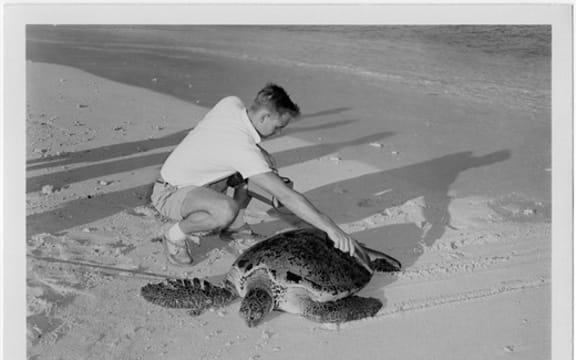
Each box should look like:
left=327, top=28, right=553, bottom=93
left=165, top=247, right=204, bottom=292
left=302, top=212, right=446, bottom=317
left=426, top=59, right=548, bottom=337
left=326, top=228, right=373, bottom=272
left=326, top=228, right=357, bottom=256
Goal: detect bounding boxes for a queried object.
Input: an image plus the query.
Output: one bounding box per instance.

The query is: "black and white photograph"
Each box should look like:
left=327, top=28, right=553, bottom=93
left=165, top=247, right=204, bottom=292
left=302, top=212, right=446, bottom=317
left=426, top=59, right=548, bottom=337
left=2, top=3, right=573, bottom=360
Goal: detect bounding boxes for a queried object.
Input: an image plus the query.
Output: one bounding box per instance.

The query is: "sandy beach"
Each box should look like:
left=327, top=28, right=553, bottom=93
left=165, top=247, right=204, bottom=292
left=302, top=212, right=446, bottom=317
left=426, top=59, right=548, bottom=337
left=24, top=26, right=552, bottom=359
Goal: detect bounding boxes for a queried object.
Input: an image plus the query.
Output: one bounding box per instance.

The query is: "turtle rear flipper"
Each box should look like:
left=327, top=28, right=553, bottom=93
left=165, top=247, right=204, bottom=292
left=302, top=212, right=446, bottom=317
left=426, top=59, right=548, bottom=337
left=301, top=296, right=382, bottom=323
left=141, top=278, right=238, bottom=315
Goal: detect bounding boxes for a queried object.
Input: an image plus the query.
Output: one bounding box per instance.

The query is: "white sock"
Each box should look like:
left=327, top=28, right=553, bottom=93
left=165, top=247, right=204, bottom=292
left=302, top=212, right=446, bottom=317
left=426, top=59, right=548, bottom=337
left=166, top=223, right=187, bottom=243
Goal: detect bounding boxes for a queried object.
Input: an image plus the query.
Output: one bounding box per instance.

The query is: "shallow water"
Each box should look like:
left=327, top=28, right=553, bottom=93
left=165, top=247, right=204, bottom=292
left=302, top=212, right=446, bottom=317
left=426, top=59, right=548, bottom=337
left=269, top=25, right=551, bottom=59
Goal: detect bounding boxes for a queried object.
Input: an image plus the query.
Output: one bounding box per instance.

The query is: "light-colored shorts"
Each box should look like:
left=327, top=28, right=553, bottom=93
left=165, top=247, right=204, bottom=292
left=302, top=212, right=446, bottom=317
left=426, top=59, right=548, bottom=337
left=150, top=178, right=230, bottom=221
left=151, top=181, right=197, bottom=221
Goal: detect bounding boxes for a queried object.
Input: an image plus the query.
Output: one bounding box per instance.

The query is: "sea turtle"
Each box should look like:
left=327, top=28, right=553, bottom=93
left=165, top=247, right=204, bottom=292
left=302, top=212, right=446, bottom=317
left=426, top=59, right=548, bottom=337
left=141, top=228, right=401, bottom=327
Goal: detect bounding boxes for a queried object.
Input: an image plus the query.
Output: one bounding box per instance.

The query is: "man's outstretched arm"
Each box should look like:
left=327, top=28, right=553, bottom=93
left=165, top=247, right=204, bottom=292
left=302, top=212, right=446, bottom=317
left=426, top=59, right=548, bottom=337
left=249, top=171, right=359, bottom=256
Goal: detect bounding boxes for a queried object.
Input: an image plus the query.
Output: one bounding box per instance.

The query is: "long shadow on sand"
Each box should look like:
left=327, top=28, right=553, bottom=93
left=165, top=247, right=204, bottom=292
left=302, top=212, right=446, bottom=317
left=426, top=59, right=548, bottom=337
left=274, top=131, right=394, bottom=168
left=27, top=184, right=154, bottom=236
left=280, top=119, right=356, bottom=137
left=27, top=152, right=170, bottom=193
left=26, top=109, right=358, bottom=193
left=299, top=107, right=351, bottom=119
left=26, top=132, right=396, bottom=232
left=26, top=109, right=353, bottom=173
left=257, top=150, right=511, bottom=269
left=26, top=131, right=389, bottom=194
left=27, top=107, right=353, bottom=170
left=27, top=129, right=192, bottom=170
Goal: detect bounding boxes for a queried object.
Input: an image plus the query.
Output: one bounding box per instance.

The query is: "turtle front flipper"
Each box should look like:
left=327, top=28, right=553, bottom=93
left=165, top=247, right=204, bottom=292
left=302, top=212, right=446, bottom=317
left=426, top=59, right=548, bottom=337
left=359, top=244, right=402, bottom=272
left=371, top=256, right=402, bottom=272
left=301, top=296, right=382, bottom=323
left=141, top=278, right=238, bottom=316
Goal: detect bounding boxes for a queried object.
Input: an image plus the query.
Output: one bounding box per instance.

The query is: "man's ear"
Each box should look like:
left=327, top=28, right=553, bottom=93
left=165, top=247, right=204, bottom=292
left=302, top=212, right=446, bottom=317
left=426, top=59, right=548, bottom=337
left=259, top=109, right=271, bottom=123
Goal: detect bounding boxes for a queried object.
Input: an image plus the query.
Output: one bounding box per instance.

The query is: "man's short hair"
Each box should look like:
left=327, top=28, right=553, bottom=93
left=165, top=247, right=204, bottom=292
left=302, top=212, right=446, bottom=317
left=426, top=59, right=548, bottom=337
left=251, top=83, right=300, bottom=118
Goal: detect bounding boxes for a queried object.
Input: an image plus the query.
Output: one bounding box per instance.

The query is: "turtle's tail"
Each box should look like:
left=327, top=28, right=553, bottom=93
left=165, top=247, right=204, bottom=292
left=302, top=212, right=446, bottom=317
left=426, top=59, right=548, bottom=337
left=141, top=278, right=237, bottom=316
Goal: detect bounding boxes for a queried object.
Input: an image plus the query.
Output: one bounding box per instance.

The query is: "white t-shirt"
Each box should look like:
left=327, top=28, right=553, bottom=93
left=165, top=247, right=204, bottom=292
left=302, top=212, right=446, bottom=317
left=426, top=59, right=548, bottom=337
left=160, top=96, right=271, bottom=187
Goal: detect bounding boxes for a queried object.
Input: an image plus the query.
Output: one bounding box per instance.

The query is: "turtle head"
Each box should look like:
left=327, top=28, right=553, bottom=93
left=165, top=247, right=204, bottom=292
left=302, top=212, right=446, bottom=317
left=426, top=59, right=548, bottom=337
left=239, top=287, right=274, bottom=328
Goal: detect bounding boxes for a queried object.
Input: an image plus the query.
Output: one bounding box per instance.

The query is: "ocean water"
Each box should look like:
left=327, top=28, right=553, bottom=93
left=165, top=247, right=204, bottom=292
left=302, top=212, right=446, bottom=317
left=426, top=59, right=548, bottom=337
left=27, top=25, right=551, bottom=115
left=124, top=25, right=551, bottom=59
left=269, top=25, right=551, bottom=59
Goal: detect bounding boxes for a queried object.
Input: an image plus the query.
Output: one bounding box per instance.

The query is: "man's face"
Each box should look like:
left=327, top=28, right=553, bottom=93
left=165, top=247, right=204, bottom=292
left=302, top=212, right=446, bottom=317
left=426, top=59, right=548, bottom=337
left=259, top=112, right=292, bottom=138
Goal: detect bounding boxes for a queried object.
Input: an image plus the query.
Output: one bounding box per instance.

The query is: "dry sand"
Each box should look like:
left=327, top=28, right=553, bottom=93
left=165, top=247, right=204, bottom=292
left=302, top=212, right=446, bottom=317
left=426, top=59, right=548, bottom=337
left=24, top=26, right=552, bottom=360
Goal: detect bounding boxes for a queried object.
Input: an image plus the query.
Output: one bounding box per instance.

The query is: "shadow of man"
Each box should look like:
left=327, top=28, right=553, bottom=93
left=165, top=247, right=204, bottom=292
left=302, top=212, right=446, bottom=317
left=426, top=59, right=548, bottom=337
left=259, top=150, right=511, bottom=266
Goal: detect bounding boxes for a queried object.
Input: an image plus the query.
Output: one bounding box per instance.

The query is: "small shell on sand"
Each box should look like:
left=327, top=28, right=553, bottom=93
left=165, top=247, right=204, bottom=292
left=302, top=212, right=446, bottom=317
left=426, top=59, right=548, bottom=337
left=333, top=187, right=347, bottom=194
left=369, top=142, right=384, bottom=148
left=41, top=185, right=54, bottom=195
left=522, top=208, right=536, bottom=216
left=204, top=330, right=222, bottom=340
left=260, top=330, right=274, bottom=339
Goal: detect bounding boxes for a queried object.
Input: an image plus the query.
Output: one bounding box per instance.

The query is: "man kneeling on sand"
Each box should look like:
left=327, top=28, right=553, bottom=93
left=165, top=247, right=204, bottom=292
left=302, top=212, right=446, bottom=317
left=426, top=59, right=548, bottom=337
left=151, top=83, right=360, bottom=266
